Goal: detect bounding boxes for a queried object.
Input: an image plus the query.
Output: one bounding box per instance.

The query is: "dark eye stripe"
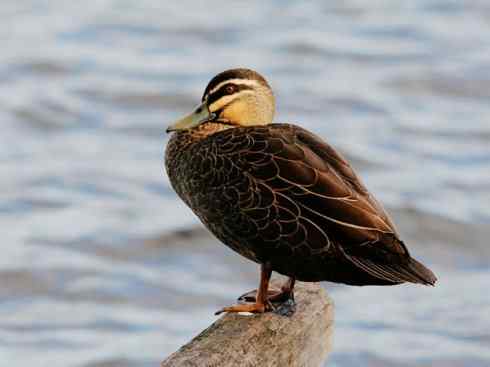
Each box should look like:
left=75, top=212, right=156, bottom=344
left=201, top=69, right=269, bottom=100
left=206, top=83, right=253, bottom=105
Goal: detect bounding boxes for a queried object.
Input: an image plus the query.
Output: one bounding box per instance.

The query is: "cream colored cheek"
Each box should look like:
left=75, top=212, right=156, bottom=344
left=222, top=100, right=249, bottom=123
left=209, top=95, right=235, bottom=113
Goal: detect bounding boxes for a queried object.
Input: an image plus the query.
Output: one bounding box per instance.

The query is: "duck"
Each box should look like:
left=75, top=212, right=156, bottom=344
left=165, top=68, right=437, bottom=315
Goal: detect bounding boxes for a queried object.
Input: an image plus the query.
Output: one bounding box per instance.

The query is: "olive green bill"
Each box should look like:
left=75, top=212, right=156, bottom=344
left=166, top=100, right=215, bottom=133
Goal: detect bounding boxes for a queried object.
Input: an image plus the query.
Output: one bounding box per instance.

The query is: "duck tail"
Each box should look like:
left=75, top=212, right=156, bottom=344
left=345, top=253, right=438, bottom=286
left=405, top=257, right=437, bottom=286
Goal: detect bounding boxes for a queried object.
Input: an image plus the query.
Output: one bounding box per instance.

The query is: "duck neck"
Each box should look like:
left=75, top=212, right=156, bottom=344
left=188, top=122, right=235, bottom=139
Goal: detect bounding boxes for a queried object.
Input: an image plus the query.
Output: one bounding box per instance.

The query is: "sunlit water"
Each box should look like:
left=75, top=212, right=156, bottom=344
left=1, top=1, right=490, bottom=366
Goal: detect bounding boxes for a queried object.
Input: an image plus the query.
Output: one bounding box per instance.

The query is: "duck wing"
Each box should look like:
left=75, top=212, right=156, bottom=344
left=213, top=123, right=436, bottom=285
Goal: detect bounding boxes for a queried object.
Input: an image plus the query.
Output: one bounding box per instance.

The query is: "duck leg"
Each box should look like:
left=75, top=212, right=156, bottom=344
left=275, top=276, right=296, bottom=302
left=215, top=263, right=272, bottom=315
left=238, top=276, right=296, bottom=303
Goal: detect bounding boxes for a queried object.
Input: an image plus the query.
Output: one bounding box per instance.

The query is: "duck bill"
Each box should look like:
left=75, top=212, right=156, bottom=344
left=166, top=101, right=214, bottom=133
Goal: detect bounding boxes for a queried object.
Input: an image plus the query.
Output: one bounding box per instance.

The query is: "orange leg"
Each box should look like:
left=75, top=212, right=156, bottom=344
left=215, top=263, right=273, bottom=315
left=238, top=276, right=296, bottom=303
left=274, top=276, right=295, bottom=302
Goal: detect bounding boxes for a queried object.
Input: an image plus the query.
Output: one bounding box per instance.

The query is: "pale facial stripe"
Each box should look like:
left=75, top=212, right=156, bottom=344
left=207, top=78, right=262, bottom=97
left=208, top=89, right=254, bottom=112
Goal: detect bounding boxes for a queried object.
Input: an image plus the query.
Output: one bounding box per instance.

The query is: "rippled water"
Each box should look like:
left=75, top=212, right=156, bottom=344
left=2, top=1, right=490, bottom=366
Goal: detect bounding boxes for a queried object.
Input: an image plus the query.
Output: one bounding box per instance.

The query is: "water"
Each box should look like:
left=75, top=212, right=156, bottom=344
left=1, top=1, right=490, bottom=366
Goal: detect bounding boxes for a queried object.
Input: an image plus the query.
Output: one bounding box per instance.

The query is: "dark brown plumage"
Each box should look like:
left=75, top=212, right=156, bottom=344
left=166, top=123, right=436, bottom=285
left=165, top=68, right=436, bottom=314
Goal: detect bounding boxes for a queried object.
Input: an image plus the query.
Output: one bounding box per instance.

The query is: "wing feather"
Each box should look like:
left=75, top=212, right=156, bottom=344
left=212, top=124, right=436, bottom=284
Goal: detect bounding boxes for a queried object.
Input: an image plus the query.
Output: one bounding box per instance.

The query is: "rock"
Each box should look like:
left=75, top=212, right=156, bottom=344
left=161, top=282, right=334, bottom=367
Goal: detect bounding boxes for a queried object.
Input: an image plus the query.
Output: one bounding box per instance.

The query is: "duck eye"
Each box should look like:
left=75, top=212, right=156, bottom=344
left=225, top=85, right=235, bottom=94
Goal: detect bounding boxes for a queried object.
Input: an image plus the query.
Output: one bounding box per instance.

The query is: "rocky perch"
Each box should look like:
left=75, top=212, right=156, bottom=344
left=161, top=282, right=334, bottom=367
